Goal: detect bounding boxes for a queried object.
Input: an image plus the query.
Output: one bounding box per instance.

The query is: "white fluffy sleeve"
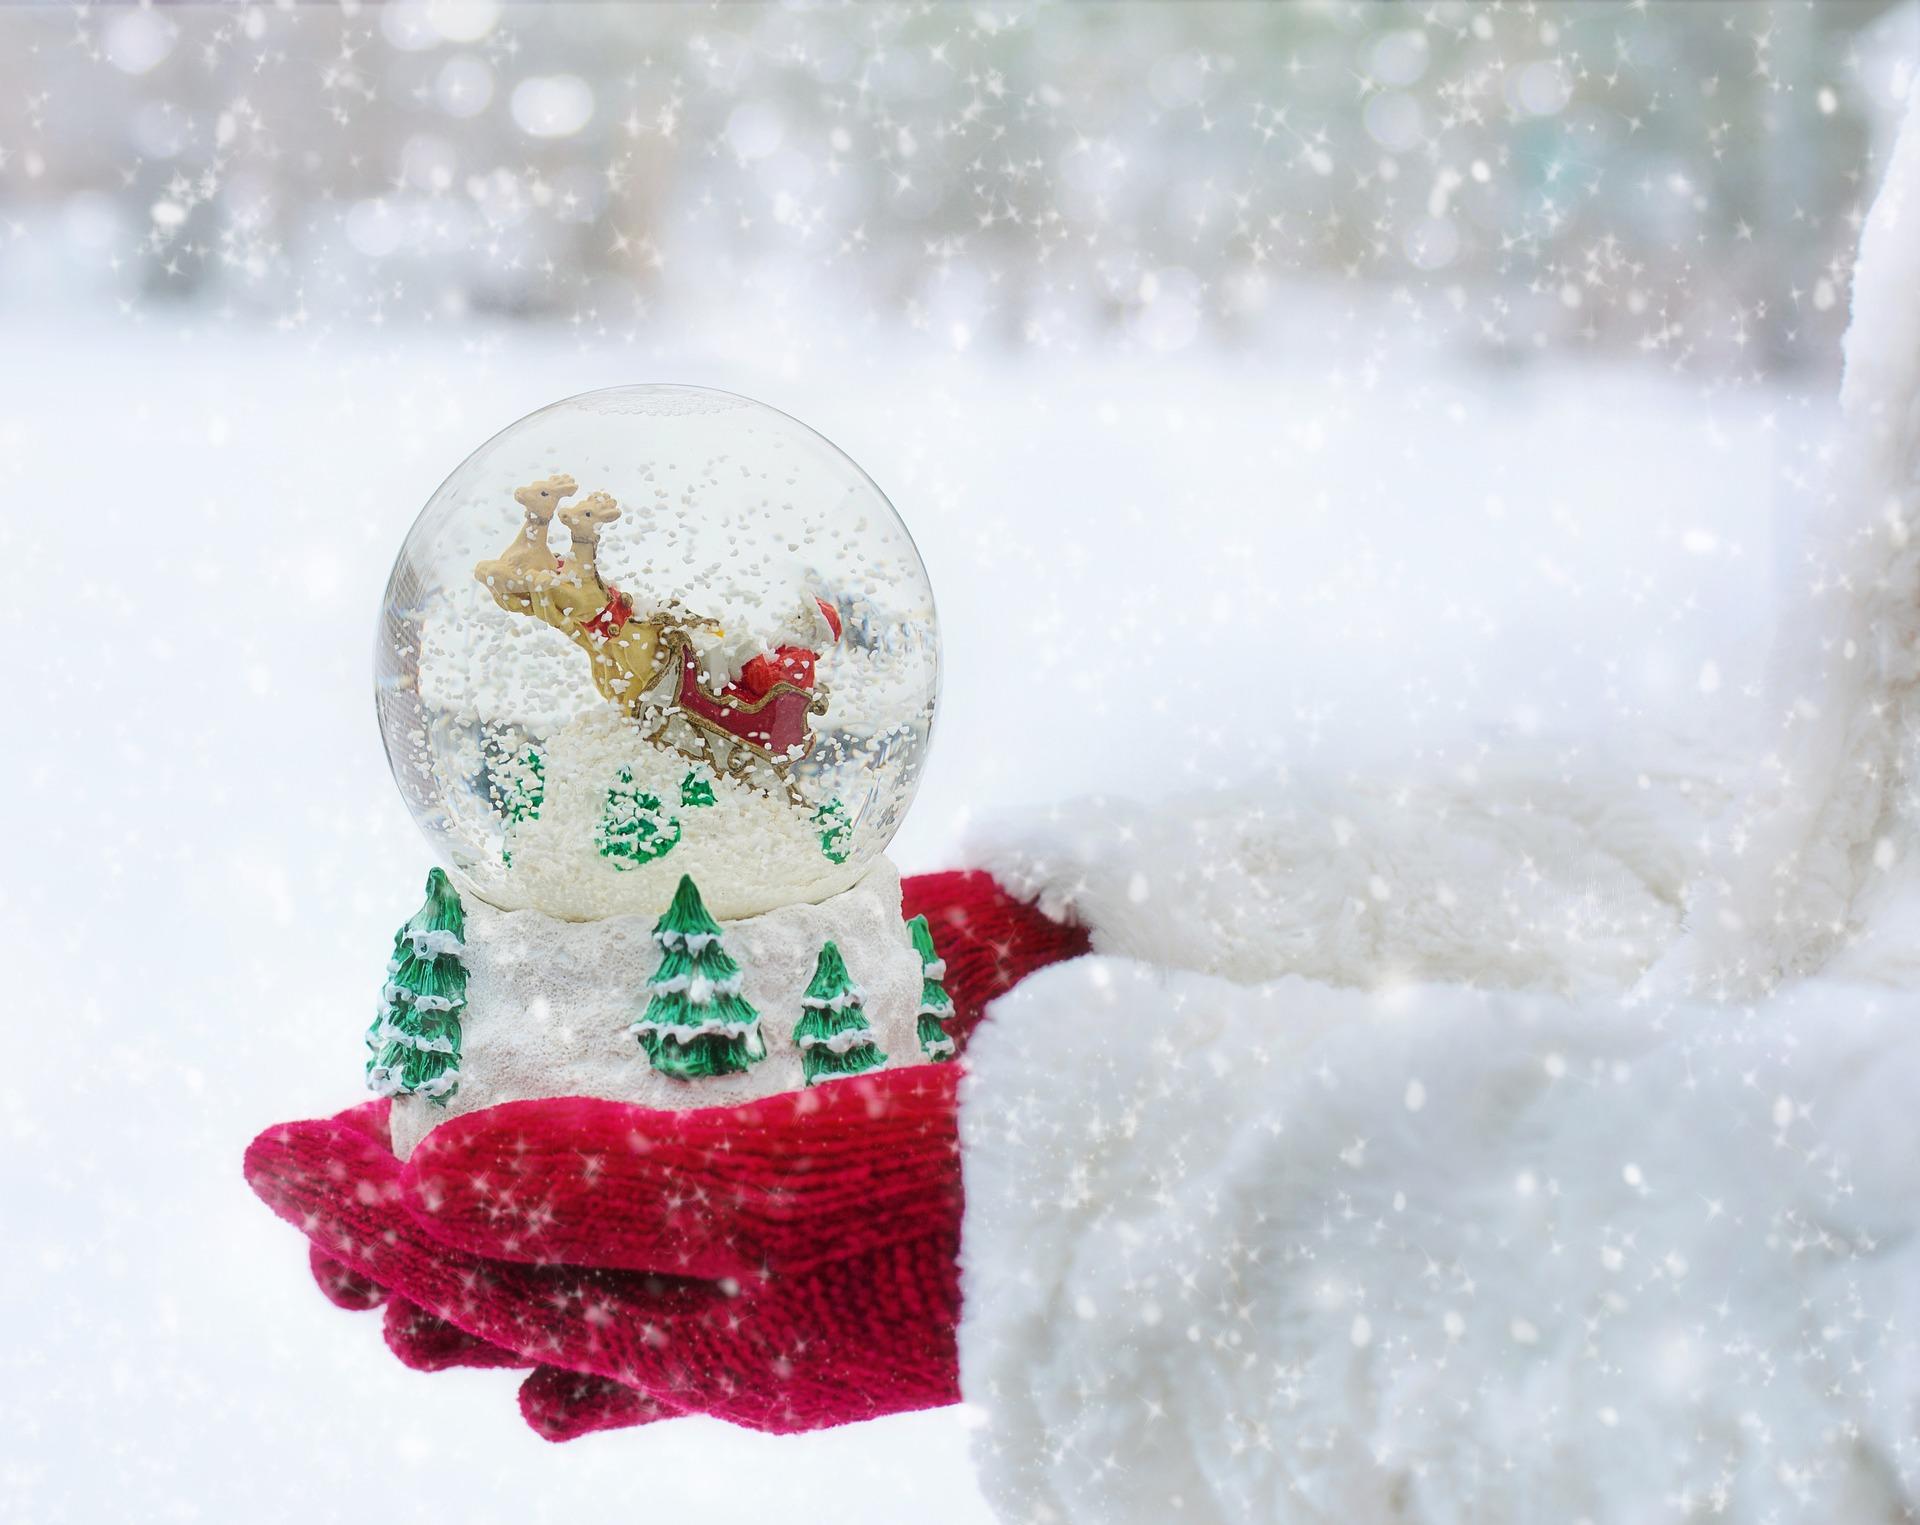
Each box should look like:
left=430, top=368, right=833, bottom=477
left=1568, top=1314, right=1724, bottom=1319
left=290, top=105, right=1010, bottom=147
left=956, top=957, right=1920, bottom=1524
left=967, top=751, right=1725, bottom=998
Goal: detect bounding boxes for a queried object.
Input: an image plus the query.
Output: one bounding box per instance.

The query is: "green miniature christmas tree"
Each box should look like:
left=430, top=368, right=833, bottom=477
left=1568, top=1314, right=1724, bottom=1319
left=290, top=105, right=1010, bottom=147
left=366, top=867, right=467, bottom=1105
left=907, top=914, right=957, bottom=1060
left=630, top=875, right=766, bottom=1079
left=812, top=798, right=851, bottom=864
left=680, top=770, right=716, bottom=808
left=502, top=744, right=544, bottom=823
left=793, top=940, right=886, bottom=1086
left=597, top=765, right=682, bottom=868
left=498, top=742, right=543, bottom=866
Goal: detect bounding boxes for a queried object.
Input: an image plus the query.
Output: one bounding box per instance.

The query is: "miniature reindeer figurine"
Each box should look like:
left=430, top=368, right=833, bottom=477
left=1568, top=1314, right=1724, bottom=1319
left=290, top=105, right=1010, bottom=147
left=559, top=491, right=622, bottom=585
left=496, top=473, right=576, bottom=578
left=475, top=480, right=670, bottom=712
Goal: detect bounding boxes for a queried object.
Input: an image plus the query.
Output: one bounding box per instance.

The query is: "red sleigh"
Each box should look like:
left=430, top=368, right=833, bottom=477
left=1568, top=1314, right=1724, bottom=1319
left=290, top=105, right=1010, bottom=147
left=643, top=628, right=830, bottom=803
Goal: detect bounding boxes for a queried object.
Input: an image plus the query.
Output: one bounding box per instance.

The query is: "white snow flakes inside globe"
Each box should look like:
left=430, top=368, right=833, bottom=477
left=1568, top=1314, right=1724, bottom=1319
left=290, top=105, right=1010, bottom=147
left=376, top=384, right=939, bottom=921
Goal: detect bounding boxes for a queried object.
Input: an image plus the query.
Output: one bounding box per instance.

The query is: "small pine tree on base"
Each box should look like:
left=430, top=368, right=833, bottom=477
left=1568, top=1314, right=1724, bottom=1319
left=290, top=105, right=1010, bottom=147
left=907, top=914, right=958, bottom=1060
left=794, top=940, right=886, bottom=1086
left=630, top=875, right=766, bottom=1079
left=366, top=868, right=468, bottom=1105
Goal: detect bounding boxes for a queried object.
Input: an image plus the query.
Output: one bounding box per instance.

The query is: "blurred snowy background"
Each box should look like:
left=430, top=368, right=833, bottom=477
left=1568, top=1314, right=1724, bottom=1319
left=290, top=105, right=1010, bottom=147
left=2, top=2, right=1916, bottom=1521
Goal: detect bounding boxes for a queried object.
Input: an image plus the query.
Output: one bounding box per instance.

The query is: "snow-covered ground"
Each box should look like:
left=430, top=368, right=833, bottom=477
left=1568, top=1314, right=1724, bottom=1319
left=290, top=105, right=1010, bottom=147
left=0, top=306, right=1822, bottom=1521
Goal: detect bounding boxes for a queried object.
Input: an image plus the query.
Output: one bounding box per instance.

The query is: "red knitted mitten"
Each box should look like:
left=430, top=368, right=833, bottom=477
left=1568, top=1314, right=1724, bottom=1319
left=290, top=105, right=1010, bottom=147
left=246, top=1082, right=959, bottom=1431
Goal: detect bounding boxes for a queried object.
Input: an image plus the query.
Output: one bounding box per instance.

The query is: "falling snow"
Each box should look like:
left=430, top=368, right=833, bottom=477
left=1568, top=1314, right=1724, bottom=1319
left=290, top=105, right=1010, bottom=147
left=5, top=4, right=1920, bottom=1523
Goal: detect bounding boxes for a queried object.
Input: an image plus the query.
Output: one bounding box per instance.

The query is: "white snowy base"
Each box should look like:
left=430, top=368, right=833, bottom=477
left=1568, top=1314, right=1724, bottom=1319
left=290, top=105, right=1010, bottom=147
left=388, top=857, right=924, bottom=1159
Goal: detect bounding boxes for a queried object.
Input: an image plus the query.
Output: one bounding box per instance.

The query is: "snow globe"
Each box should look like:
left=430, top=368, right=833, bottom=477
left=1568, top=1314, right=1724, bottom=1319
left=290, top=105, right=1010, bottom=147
left=370, top=385, right=948, bottom=1156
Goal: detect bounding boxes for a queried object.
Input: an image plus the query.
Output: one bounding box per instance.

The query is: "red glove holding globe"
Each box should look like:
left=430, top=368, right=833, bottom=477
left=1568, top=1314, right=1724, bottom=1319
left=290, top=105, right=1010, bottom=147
left=243, top=871, right=1087, bottom=1441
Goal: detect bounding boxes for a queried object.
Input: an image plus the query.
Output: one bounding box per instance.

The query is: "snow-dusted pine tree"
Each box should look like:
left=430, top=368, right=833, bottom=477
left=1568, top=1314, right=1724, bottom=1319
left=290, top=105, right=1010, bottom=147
left=498, top=741, right=543, bottom=866
left=630, top=874, right=766, bottom=1079
left=812, top=798, right=851, bottom=863
left=366, top=867, right=467, bottom=1105
left=793, top=940, right=886, bottom=1086
left=907, top=913, right=957, bottom=1060
left=596, top=765, right=681, bottom=868
left=502, top=743, right=544, bottom=824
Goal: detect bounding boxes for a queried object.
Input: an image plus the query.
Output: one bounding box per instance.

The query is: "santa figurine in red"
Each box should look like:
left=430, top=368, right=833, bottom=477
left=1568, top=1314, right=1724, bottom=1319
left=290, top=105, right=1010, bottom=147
left=729, top=594, right=844, bottom=701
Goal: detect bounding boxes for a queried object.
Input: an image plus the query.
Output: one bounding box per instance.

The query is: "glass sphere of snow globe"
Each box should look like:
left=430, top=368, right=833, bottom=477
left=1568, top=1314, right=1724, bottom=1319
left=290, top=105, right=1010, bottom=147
left=376, top=385, right=939, bottom=922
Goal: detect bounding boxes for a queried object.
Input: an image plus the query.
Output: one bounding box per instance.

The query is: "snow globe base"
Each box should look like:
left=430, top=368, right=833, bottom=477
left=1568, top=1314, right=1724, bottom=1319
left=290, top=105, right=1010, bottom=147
left=387, top=856, right=926, bottom=1160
